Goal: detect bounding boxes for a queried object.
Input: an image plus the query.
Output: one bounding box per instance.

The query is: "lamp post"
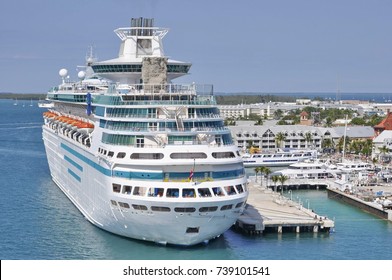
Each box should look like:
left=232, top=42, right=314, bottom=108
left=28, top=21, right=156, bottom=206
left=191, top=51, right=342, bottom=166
left=305, top=199, right=310, bottom=209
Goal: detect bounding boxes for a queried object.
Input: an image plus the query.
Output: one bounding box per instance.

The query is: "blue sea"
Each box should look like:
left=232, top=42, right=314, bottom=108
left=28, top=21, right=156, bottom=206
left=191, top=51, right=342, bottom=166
left=1, top=98, right=392, bottom=260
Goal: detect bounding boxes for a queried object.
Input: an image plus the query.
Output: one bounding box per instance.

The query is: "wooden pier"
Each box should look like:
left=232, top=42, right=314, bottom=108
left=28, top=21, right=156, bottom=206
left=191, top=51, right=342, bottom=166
left=235, top=181, right=334, bottom=235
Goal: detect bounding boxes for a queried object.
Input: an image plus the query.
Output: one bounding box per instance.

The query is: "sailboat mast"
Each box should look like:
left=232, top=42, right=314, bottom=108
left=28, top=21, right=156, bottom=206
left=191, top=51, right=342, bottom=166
left=342, top=114, right=348, bottom=162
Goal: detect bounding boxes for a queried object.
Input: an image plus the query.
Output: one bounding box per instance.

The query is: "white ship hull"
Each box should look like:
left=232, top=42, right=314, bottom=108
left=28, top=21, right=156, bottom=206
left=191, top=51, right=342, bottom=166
left=43, top=127, right=247, bottom=245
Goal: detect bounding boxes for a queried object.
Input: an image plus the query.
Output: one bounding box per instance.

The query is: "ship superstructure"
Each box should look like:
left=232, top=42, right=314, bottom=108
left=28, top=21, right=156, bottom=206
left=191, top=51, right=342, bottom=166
left=42, top=18, right=248, bottom=245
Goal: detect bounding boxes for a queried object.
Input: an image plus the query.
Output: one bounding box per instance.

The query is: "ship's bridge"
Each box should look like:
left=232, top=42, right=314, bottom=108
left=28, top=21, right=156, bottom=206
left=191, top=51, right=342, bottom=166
left=91, top=17, right=191, bottom=84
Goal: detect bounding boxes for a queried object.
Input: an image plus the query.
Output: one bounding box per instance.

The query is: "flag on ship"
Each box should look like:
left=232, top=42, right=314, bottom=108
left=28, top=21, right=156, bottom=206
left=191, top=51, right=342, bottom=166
left=188, top=170, right=194, bottom=181
left=189, top=158, right=196, bottom=181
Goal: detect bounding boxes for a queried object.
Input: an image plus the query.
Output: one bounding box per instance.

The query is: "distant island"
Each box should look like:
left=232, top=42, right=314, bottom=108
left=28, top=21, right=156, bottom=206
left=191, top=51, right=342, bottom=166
left=0, top=93, right=47, bottom=100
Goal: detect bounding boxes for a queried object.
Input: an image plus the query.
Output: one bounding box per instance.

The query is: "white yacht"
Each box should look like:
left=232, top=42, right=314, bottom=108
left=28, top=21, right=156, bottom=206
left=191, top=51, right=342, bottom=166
left=335, top=161, right=373, bottom=173
left=271, top=160, right=339, bottom=180
left=38, top=100, right=54, bottom=108
left=242, top=149, right=317, bottom=167
left=41, top=18, right=248, bottom=246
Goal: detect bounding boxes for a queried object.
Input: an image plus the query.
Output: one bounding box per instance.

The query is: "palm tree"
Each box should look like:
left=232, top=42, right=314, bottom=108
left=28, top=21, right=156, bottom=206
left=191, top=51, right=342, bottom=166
left=378, top=145, right=390, bottom=163
left=321, top=138, right=334, bottom=151
left=278, top=175, right=289, bottom=194
left=275, top=132, right=286, bottom=149
left=304, top=132, right=313, bottom=149
left=325, top=117, right=333, bottom=127
left=378, top=145, right=389, bottom=155
left=254, top=166, right=261, bottom=183
left=271, top=175, right=280, bottom=192
left=263, top=167, right=272, bottom=188
left=337, top=135, right=350, bottom=153
left=362, top=139, right=374, bottom=157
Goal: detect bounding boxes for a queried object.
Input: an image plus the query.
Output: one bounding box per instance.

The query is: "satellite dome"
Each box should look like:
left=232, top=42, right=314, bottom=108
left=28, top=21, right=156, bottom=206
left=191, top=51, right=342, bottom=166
left=78, top=71, right=86, bottom=80
left=59, top=68, right=68, bottom=77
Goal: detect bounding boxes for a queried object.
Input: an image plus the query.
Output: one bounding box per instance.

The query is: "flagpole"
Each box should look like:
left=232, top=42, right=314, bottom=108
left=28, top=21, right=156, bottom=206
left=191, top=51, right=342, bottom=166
left=189, top=158, right=196, bottom=183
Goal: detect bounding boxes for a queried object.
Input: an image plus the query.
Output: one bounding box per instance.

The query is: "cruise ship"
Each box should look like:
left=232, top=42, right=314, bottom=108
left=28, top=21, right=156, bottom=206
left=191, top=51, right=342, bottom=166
left=42, top=18, right=248, bottom=246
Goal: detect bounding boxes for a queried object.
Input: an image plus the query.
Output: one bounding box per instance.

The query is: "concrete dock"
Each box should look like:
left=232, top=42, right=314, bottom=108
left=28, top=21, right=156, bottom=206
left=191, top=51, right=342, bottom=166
left=235, top=181, right=334, bottom=234
left=327, top=186, right=392, bottom=221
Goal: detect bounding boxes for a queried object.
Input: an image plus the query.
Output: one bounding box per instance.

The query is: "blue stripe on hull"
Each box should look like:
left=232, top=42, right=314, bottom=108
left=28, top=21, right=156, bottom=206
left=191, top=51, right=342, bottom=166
left=64, top=155, right=83, bottom=171
left=67, top=168, right=81, bottom=182
left=60, top=143, right=243, bottom=181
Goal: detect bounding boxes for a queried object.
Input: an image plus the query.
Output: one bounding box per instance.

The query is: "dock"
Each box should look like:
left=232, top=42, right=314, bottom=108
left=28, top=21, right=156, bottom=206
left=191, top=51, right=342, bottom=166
left=327, top=186, right=392, bottom=221
left=235, top=181, right=334, bottom=234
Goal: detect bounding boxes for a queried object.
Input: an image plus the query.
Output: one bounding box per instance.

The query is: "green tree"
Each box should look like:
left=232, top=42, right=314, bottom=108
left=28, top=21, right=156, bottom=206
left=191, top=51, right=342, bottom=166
left=350, top=117, right=367, bottom=126
left=263, top=167, right=272, bottom=188
left=337, top=136, right=350, bottom=153
left=254, top=167, right=261, bottom=183
left=271, top=175, right=280, bottom=192
left=274, top=109, right=283, bottom=120
left=278, top=175, right=289, bottom=194
left=321, top=138, right=334, bottom=149
left=304, top=132, right=313, bottom=149
left=275, top=132, right=286, bottom=149
left=325, top=117, right=333, bottom=127
left=362, top=139, right=373, bottom=157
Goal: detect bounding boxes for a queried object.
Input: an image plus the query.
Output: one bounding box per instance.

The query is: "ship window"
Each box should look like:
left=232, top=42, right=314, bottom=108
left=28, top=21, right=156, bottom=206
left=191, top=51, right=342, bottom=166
left=174, top=207, right=196, bottom=213
left=212, top=152, right=236, bottom=159
left=148, top=187, right=164, bottom=197
left=133, top=186, right=147, bottom=196
left=110, top=200, right=117, bottom=206
left=182, top=188, right=196, bottom=198
left=199, top=206, right=218, bottom=212
left=132, top=204, right=148, bottom=211
left=117, top=152, right=126, bottom=158
left=212, top=187, right=225, bottom=196
left=151, top=206, right=171, bottom=212
left=186, top=227, right=199, bottom=233
left=170, top=152, right=207, bottom=159
left=235, top=184, right=244, bottom=193
left=123, top=185, right=132, bottom=194
left=221, top=204, right=233, bottom=211
left=197, top=188, right=212, bottom=197
left=166, top=188, right=179, bottom=198
left=108, top=151, right=114, bottom=157
left=112, top=183, right=121, bottom=193
left=131, top=153, right=164, bottom=159
left=224, top=185, right=237, bottom=195
left=118, top=202, right=130, bottom=209
left=235, top=202, right=244, bottom=208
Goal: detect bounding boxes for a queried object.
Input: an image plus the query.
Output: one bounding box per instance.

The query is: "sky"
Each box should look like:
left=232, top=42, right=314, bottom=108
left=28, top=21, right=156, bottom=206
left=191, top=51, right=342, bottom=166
left=1, top=0, right=392, bottom=95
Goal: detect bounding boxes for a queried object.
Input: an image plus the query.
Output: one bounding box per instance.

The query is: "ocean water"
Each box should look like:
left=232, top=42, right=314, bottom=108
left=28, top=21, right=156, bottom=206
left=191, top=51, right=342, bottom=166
left=1, top=99, right=392, bottom=260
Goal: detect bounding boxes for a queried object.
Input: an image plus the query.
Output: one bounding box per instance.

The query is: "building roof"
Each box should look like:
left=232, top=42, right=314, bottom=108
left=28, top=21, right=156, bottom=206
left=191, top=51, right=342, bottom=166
left=374, top=112, right=392, bottom=130
left=300, top=111, right=309, bottom=117
left=329, top=126, right=374, bottom=138
left=373, top=130, right=392, bottom=143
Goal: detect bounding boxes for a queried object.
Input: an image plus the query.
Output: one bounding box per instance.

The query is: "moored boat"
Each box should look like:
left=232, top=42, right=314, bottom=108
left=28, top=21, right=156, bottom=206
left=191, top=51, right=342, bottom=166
left=242, top=149, right=317, bottom=167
